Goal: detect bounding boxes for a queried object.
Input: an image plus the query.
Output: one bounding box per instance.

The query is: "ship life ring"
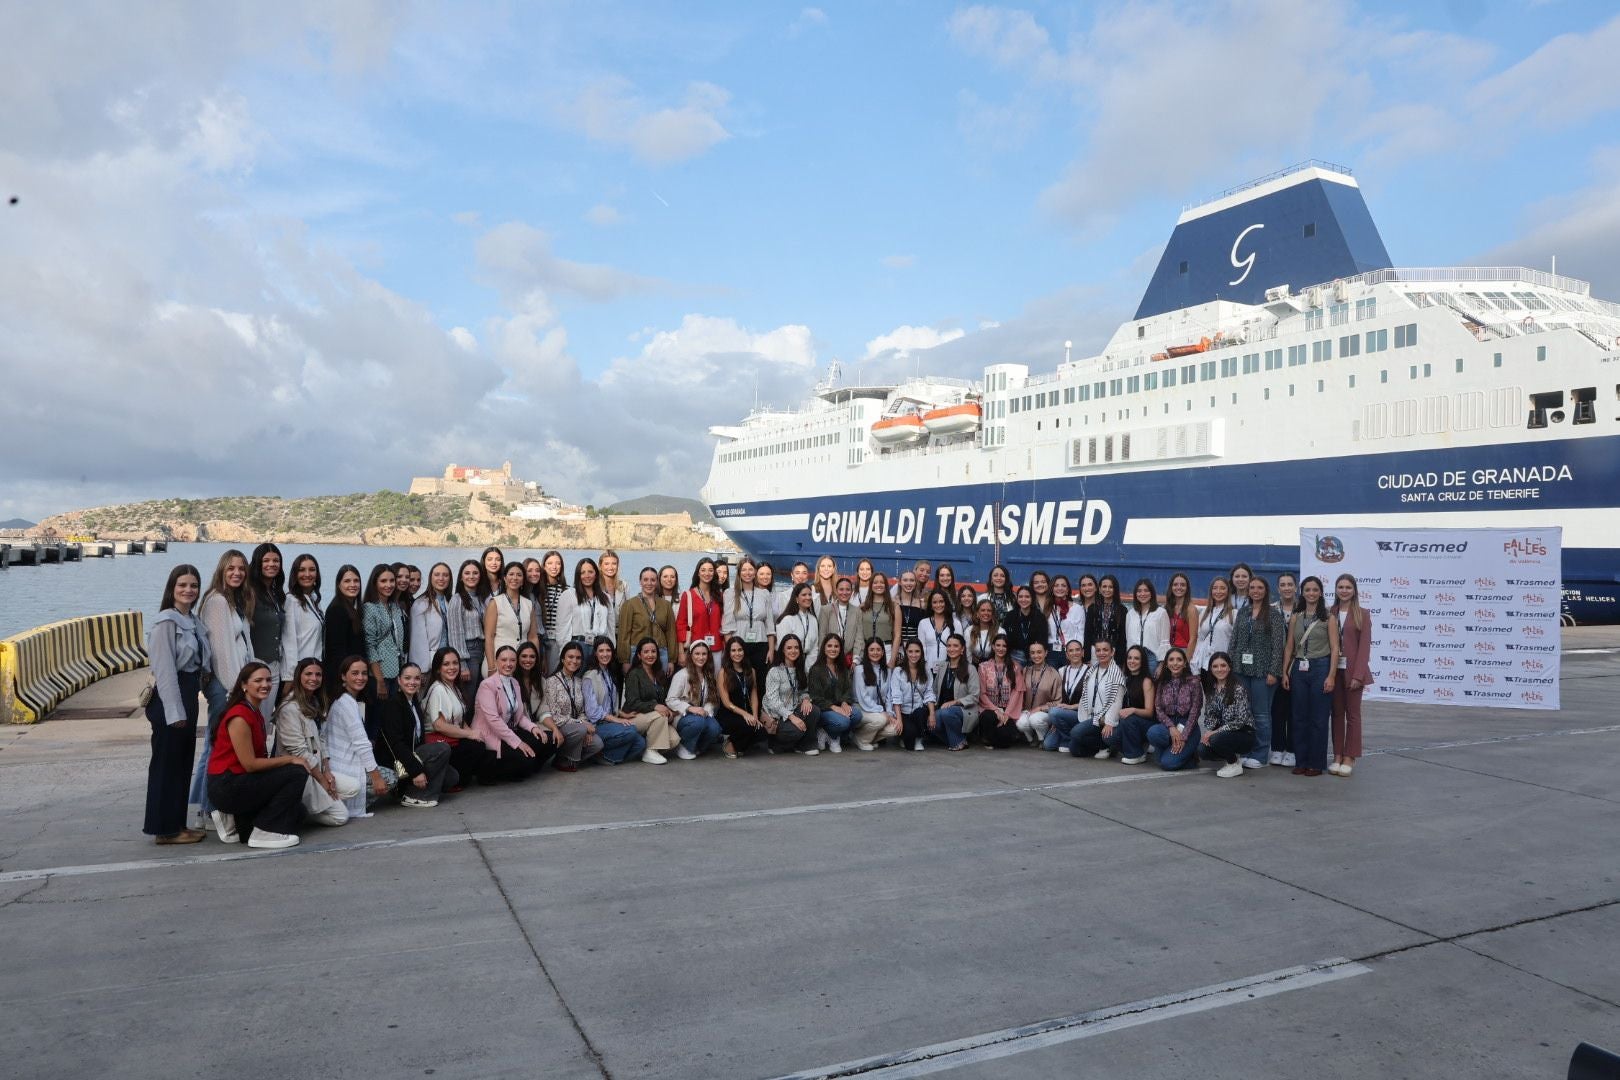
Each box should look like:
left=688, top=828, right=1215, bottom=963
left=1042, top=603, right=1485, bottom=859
left=1521, top=317, right=1533, bottom=330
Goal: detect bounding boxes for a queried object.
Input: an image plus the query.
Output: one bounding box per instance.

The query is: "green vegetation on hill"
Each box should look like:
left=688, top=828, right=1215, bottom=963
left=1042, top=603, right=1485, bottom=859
left=607, top=494, right=714, bottom=524
left=74, top=491, right=468, bottom=534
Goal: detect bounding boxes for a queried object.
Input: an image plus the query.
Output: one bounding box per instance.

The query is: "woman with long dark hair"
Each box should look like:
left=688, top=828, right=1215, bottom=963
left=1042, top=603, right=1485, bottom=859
left=273, top=657, right=360, bottom=826
left=471, top=645, right=551, bottom=780
left=1125, top=578, right=1170, bottom=677
left=423, top=647, right=498, bottom=785
left=714, top=636, right=766, bottom=759
left=976, top=633, right=1025, bottom=749
left=484, top=562, right=539, bottom=677
left=582, top=637, right=651, bottom=765
left=1112, top=645, right=1158, bottom=764
left=447, top=560, right=488, bottom=710
left=409, top=562, right=454, bottom=673
left=857, top=571, right=900, bottom=666
left=806, top=634, right=856, bottom=752
left=665, top=640, right=724, bottom=760
left=540, top=550, right=569, bottom=673
left=1001, top=585, right=1048, bottom=666
left=144, top=564, right=209, bottom=844
left=327, top=656, right=395, bottom=815
left=323, top=564, right=366, bottom=697
left=776, top=582, right=821, bottom=663
left=1329, top=574, right=1370, bottom=777
left=676, top=558, right=724, bottom=668
left=281, top=554, right=324, bottom=684
left=1085, top=574, right=1128, bottom=660
left=932, top=634, right=978, bottom=750
left=247, top=543, right=286, bottom=715
left=558, top=557, right=614, bottom=647
left=849, top=636, right=893, bottom=750
left=479, top=547, right=506, bottom=597
left=1281, top=576, right=1340, bottom=778
left=621, top=637, right=682, bottom=760
left=724, top=557, right=777, bottom=680
left=1146, top=647, right=1203, bottom=771
left=985, top=563, right=1016, bottom=622
left=763, top=634, right=819, bottom=754
left=917, top=587, right=964, bottom=679
left=538, top=640, right=605, bottom=771
left=1164, top=572, right=1200, bottom=659
left=1191, top=576, right=1235, bottom=678
left=1198, top=653, right=1255, bottom=779
left=966, top=598, right=999, bottom=666
left=375, top=663, right=460, bottom=807
left=1230, top=575, right=1285, bottom=771
left=363, top=564, right=406, bottom=707
left=1270, top=571, right=1300, bottom=765
left=887, top=639, right=937, bottom=752
left=206, top=662, right=313, bottom=848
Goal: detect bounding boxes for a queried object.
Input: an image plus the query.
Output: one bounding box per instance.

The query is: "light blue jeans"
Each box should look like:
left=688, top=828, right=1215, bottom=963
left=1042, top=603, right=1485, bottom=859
left=188, top=676, right=229, bottom=821
left=935, top=705, right=967, bottom=748
left=1043, top=706, right=1079, bottom=750
left=1147, top=721, right=1200, bottom=770
left=676, top=712, right=723, bottom=755
left=1238, top=674, right=1275, bottom=765
left=819, top=707, right=859, bottom=740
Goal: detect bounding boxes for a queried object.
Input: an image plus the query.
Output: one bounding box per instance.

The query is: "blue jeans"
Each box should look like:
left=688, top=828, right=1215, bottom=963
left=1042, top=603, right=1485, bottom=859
left=1117, top=714, right=1153, bottom=758
left=188, top=675, right=229, bottom=820
left=596, top=720, right=647, bottom=763
left=1043, top=706, right=1079, bottom=750
left=1147, top=721, right=1200, bottom=770
left=676, top=712, right=723, bottom=755
left=819, top=708, right=857, bottom=740
left=1238, top=674, right=1275, bottom=765
left=1290, top=656, right=1332, bottom=771
left=935, top=705, right=967, bottom=748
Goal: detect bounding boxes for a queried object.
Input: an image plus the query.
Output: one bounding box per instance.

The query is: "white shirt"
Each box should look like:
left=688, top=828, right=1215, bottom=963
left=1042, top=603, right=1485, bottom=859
left=777, top=610, right=820, bottom=660
left=409, top=594, right=450, bottom=671
left=723, top=587, right=777, bottom=644
left=556, top=590, right=613, bottom=642
left=1126, top=606, right=1171, bottom=659
left=916, top=615, right=963, bottom=676
left=280, top=594, right=325, bottom=680
left=1191, top=604, right=1235, bottom=673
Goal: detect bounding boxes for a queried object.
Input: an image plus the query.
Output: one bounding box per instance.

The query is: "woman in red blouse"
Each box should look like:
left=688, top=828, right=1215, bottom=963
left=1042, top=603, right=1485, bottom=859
left=676, top=557, right=724, bottom=667
left=206, top=662, right=313, bottom=849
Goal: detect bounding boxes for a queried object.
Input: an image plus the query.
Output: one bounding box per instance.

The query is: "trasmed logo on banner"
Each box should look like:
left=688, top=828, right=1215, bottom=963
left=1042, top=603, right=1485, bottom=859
left=1300, top=526, right=1562, bottom=711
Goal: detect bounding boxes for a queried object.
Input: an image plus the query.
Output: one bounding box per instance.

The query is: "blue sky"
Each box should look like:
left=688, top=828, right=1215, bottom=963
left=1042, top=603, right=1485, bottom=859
left=3, top=1, right=1619, bottom=519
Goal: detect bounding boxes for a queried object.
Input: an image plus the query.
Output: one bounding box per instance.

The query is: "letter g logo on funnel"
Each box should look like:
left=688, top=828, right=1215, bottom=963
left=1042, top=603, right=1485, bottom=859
left=1229, top=223, right=1264, bottom=286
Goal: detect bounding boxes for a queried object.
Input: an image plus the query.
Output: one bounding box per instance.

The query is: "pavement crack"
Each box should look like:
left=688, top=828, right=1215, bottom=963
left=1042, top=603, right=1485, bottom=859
left=0, top=877, right=50, bottom=908
left=469, top=834, right=614, bottom=1079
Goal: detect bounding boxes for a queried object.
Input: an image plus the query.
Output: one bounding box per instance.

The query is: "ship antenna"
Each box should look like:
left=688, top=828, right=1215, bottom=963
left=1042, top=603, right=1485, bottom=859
left=1064, top=339, right=1072, bottom=365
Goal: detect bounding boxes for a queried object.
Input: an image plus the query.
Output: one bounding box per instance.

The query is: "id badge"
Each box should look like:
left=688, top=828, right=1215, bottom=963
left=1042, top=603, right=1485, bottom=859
left=745, top=628, right=762, bottom=644
left=1338, top=656, right=1348, bottom=670
left=1297, top=659, right=1310, bottom=673
left=1241, top=652, right=1254, bottom=666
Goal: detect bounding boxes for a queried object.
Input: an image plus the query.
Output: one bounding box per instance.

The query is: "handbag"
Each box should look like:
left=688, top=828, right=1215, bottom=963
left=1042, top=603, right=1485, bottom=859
left=137, top=681, right=155, bottom=708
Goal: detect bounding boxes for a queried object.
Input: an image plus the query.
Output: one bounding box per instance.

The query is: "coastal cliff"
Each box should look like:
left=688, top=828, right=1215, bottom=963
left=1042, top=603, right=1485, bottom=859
left=33, top=492, right=734, bottom=552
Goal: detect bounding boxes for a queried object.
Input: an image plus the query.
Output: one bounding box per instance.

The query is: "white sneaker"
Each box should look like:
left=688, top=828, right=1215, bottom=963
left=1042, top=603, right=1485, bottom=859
left=1057, top=745, right=1071, bottom=754
left=211, top=810, right=239, bottom=844
left=675, top=745, right=697, bottom=760
left=853, top=739, right=875, bottom=752
left=1281, top=752, right=1297, bottom=767
left=1093, top=748, right=1112, bottom=760
left=1216, top=761, right=1244, bottom=779
left=795, top=747, right=821, bottom=756
left=400, top=796, right=438, bottom=808
left=1269, top=750, right=1284, bottom=765
left=912, top=739, right=925, bottom=752
left=1242, top=757, right=1265, bottom=769
left=641, top=749, right=668, bottom=764
left=826, top=737, right=842, bottom=753
left=816, top=729, right=829, bottom=751
left=1327, top=762, right=1343, bottom=775
left=246, top=828, right=300, bottom=849
left=1120, top=754, right=1148, bottom=765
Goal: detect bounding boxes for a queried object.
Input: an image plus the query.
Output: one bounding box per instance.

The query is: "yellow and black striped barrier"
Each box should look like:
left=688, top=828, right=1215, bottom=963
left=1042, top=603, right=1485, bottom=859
left=0, top=613, right=147, bottom=724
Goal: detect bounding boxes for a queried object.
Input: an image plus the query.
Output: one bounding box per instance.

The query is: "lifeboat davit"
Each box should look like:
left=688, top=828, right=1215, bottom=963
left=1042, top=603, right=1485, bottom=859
left=921, top=402, right=982, bottom=435
left=870, top=414, right=926, bottom=445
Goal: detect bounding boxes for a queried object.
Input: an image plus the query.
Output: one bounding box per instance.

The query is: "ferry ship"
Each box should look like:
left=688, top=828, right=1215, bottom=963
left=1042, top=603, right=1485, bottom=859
left=700, top=163, right=1620, bottom=623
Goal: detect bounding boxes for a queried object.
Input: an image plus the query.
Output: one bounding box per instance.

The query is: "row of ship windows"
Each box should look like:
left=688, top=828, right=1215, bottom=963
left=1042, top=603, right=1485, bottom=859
left=1302, top=298, right=1378, bottom=330
left=719, top=431, right=846, bottom=463
left=1007, top=323, right=1430, bottom=415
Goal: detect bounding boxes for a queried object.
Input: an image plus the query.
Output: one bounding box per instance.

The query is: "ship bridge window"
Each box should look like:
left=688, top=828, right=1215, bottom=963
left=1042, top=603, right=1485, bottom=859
left=1181, top=364, right=1196, bottom=383
left=1512, top=292, right=1550, bottom=311
left=1394, top=323, right=1418, bottom=348
left=1145, top=372, right=1158, bottom=390
left=1265, top=348, right=1282, bottom=370
left=1163, top=369, right=1177, bottom=387
left=1288, top=345, right=1307, bottom=366
left=1366, top=329, right=1388, bottom=353
left=1079, top=385, right=1091, bottom=401
left=1127, top=375, right=1141, bottom=393
left=1483, top=291, right=1521, bottom=311
left=1312, top=340, right=1333, bottom=363
left=1330, top=302, right=1350, bottom=326
left=1356, top=298, right=1377, bottom=320
left=1339, top=335, right=1360, bottom=357
left=1110, top=378, right=1123, bottom=396
left=1220, top=356, right=1238, bottom=377
left=1305, top=309, right=1324, bottom=330
left=1199, top=360, right=1216, bottom=381
left=1064, top=387, right=1075, bottom=404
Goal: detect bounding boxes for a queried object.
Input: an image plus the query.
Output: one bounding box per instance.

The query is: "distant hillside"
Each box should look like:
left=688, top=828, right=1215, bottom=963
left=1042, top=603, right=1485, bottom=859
left=607, top=494, right=715, bottom=525
left=34, top=491, right=733, bottom=552
left=0, top=518, right=35, bottom=529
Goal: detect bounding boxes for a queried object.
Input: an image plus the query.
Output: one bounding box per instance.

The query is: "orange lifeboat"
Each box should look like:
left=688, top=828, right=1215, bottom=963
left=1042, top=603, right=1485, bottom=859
left=870, top=414, right=926, bottom=445
left=921, top=402, right=981, bottom=435
left=1164, top=337, right=1211, bottom=358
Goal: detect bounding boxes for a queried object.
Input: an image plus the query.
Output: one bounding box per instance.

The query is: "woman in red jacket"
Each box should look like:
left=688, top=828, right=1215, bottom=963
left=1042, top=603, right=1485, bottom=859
left=1330, top=574, right=1372, bottom=777
left=206, top=662, right=313, bottom=849
left=676, top=557, right=724, bottom=667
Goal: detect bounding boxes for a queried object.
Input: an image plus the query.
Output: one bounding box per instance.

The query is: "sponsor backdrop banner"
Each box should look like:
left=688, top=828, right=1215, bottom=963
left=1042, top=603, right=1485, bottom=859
left=1299, top=527, right=1561, bottom=711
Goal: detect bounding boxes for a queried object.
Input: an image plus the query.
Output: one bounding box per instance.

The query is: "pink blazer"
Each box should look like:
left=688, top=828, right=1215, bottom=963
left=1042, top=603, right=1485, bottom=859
left=473, top=674, right=539, bottom=757
left=977, top=659, right=1025, bottom=716
left=1336, top=608, right=1373, bottom=685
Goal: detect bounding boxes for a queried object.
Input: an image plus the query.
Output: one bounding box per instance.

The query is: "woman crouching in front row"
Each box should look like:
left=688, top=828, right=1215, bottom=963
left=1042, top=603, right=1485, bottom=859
left=1199, top=652, right=1256, bottom=779
left=206, top=662, right=316, bottom=849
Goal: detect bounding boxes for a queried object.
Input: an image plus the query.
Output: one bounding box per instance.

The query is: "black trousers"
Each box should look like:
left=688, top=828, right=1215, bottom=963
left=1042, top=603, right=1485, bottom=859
left=716, top=705, right=766, bottom=754
left=981, top=709, right=1021, bottom=749
left=1200, top=728, right=1257, bottom=765
left=207, top=764, right=307, bottom=836
left=768, top=713, right=816, bottom=752
left=899, top=706, right=932, bottom=744
left=514, top=728, right=558, bottom=776
left=143, top=670, right=199, bottom=836
left=443, top=737, right=495, bottom=785
left=1271, top=681, right=1293, bottom=753
left=743, top=641, right=771, bottom=685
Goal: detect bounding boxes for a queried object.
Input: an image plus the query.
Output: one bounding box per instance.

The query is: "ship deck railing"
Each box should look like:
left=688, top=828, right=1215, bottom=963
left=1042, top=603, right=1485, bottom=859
left=1349, top=266, right=1597, bottom=299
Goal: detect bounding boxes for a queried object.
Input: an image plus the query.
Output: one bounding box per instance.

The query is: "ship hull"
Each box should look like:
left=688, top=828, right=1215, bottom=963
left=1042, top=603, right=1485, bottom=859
left=709, top=433, right=1620, bottom=623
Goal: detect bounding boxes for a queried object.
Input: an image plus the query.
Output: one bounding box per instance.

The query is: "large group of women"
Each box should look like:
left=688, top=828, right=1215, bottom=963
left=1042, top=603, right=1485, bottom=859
left=141, top=545, right=1373, bottom=849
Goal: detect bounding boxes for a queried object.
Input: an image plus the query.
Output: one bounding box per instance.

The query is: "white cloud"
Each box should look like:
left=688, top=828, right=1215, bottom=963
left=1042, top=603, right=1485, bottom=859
left=863, top=324, right=967, bottom=360
left=476, top=221, right=663, bottom=303
left=585, top=202, right=623, bottom=226
left=1481, top=149, right=1620, bottom=300
left=451, top=209, right=481, bottom=226
left=789, top=7, right=829, bottom=36
left=1468, top=15, right=1620, bottom=129
left=449, top=326, right=478, bottom=352
left=880, top=254, right=917, bottom=270
left=558, top=77, right=732, bottom=165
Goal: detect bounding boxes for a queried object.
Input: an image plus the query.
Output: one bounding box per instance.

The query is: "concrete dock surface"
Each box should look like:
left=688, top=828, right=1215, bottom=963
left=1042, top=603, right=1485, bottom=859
left=2, top=630, right=1619, bottom=1079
